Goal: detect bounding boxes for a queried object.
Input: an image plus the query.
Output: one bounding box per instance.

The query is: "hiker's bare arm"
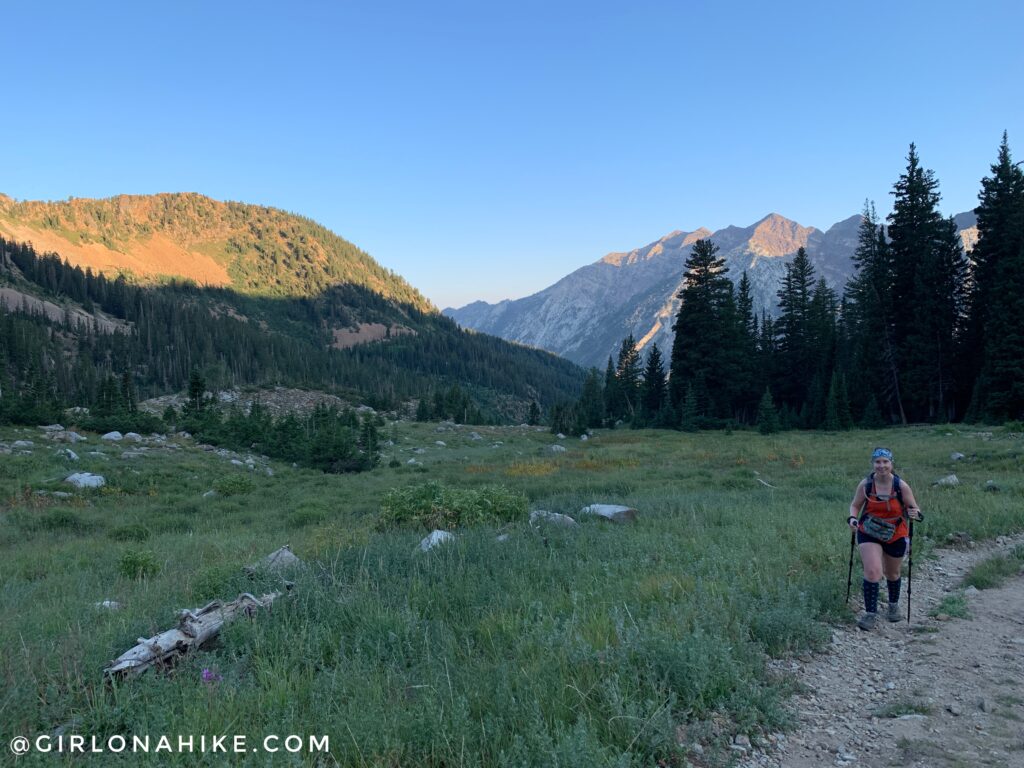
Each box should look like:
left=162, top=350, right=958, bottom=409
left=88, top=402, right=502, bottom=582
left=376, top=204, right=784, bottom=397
left=902, top=482, right=923, bottom=520
left=848, top=480, right=866, bottom=525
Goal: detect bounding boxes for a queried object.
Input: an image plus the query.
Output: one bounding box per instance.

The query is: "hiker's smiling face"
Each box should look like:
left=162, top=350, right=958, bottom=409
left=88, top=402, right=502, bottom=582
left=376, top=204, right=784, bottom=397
left=873, top=456, right=893, bottom=477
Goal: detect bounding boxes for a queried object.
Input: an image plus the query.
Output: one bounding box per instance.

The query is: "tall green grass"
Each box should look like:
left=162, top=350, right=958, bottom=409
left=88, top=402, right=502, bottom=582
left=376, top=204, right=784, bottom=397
left=1, top=423, right=1021, bottom=765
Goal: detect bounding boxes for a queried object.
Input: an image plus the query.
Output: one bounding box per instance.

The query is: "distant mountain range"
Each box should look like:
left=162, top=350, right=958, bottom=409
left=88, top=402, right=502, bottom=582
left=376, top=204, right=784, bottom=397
left=445, top=211, right=979, bottom=368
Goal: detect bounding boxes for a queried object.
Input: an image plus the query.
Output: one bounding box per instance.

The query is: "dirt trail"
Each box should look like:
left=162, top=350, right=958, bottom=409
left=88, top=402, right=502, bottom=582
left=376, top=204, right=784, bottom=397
left=739, top=534, right=1024, bottom=768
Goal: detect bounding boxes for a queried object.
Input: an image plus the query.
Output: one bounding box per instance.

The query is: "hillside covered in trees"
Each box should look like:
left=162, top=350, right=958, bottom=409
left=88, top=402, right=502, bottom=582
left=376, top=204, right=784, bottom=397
left=0, top=236, right=585, bottom=427
left=554, top=136, right=1024, bottom=434
left=0, top=192, right=433, bottom=307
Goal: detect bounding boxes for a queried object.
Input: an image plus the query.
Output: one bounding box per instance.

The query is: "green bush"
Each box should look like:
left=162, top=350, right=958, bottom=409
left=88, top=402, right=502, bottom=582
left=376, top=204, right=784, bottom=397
left=80, top=412, right=165, bottom=435
left=118, top=549, right=160, bottom=580
left=963, top=546, right=1024, bottom=590
left=213, top=474, right=254, bottom=496
left=109, top=523, right=151, bottom=542
left=378, top=480, right=527, bottom=530
left=13, top=508, right=89, bottom=533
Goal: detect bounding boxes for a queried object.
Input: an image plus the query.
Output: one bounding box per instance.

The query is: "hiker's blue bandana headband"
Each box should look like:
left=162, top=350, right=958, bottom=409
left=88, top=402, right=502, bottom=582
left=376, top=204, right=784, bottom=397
left=872, top=448, right=893, bottom=461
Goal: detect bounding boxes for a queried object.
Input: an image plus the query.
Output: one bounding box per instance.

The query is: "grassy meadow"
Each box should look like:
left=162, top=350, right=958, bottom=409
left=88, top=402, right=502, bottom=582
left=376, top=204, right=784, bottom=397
left=1, top=422, right=1022, bottom=766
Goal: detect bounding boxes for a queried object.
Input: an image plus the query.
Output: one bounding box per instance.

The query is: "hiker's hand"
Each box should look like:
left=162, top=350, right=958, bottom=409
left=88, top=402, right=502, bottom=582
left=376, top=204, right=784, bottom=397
left=908, top=508, right=923, bottom=521
left=848, top=516, right=859, bottom=529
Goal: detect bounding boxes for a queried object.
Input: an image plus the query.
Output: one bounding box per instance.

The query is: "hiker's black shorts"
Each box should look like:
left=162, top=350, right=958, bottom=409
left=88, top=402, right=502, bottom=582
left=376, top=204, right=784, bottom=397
left=857, top=531, right=908, bottom=558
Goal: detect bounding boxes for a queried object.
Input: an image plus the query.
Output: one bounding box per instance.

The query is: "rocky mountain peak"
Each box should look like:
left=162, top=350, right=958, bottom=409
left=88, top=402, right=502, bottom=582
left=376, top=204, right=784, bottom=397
left=747, top=213, right=818, bottom=257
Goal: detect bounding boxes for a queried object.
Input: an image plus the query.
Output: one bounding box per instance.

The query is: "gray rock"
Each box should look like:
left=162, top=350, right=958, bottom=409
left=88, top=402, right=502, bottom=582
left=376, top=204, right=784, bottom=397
left=230, top=459, right=245, bottom=467
left=95, top=600, right=122, bottom=610
left=556, top=433, right=566, bottom=439
left=550, top=444, right=568, bottom=453
left=529, top=510, right=577, bottom=528
left=496, top=533, right=511, bottom=543
left=965, top=585, right=979, bottom=595
left=124, top=432, right=143, bottom=442
left=579, top=504, right=638, bottom=523
left=469, top=432, right=483, bottom=440
left=52, top=491, right=72, bottom=499
left=65, top=472, right=105, bottom=489
left=58, top=448, right=79, bottom=461
left=418, top=530, right=455, bottom=552
left=946, top=702, right=963, bottom=716
left=984, top=480, right=1000, bottom=492
left=435, top=441, right=447, bottom=447
left=933, top=474, right=959, bottom=486
left=580, top=434, right=589, bottom=441
left=12, top=440, right=34, bottom=448
left=101, top=431, right=123, bottom=441
left=950, top=451, right=965, bottom=461
left=407, top=459, right=422, bottom=466
left=979, top=698, right=996, bottom=713
left=40, top=424, right=65, bottom=432
left=202, top=490, right=217, bottom=498
left=121, top=451, right=145, bottom=459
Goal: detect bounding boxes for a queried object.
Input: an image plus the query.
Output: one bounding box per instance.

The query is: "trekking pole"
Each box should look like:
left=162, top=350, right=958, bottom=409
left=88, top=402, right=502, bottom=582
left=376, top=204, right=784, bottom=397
left=906, top=518, right=914, bottom=624
left=906, top=510, right=924, bottom=624
left=845, top=528, right=856, bottom=603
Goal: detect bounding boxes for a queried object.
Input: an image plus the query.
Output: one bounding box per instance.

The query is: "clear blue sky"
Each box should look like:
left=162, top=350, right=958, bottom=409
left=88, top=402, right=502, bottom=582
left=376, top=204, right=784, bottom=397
left=3, top=1, right=1022, bottom=308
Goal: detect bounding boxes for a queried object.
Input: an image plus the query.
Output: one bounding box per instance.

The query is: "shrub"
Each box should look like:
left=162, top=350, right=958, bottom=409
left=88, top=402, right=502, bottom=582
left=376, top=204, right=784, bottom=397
left=109, top=523, right=152, bottom=542
left=378, top=480, right=527, bottom=530
left=119, top=549, right=160, bottom=580
left=213, top=474, right=254, bottom=496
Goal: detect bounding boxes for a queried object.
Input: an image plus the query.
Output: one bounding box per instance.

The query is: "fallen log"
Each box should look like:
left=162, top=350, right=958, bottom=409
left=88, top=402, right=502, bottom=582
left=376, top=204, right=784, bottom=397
left=104, top=586, right=293, bottom=680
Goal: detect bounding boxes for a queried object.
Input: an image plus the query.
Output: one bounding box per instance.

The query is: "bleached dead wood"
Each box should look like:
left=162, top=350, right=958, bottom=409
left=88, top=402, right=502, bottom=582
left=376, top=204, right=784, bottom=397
left=104, top=588, right=291, bottom=680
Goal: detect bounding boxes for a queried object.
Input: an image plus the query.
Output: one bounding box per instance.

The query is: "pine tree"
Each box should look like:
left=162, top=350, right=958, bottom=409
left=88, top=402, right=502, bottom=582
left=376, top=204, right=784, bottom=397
left=527, top=400, right=540, bottom=426
left=775, top=247, right=816, bottom=411
left=887, top=144, right=967, bottom=421
left=578, top=368, right=605, bottom=428
left=756, top=388, right=781, bottom=434
left=680, top=384, right=699, bottom=432
left=603, top=356, right=620, bottom=424
left=970, top=133, right=1024, bottom=420
left=639, top=343, right=667, bottom=424
left=615, top=334, right=642, bottom=418
left=669, top=239, right=737, bottom=420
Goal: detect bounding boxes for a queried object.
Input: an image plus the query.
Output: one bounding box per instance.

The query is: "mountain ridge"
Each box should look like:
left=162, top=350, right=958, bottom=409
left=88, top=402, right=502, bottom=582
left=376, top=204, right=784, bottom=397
left=0, top=192, right=434, bottom=312
left=445, top=211, right=978, bottom=368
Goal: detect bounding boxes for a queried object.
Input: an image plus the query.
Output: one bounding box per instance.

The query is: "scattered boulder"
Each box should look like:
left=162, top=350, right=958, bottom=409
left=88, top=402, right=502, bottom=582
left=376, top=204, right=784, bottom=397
left=12, top=440, right=34, bottom=448
left=946, top=702, right=963, bottom=716
left=413, top=448, right=427, bottom=454
left=580, top=434, right=589, bottom=441
left=52, top=430, right=88, bottom=444
left=58, top=448, right=79, bottom=461
left=530, top=510, right=577, bottom=528
left=52, top=491, right=73, bottom=499
left=579, top=504, right=638, bottom=523
left=950, top=452, right=966, bottom=461
left=230, top=459, right=245, bottom=467
left=933, top=474, right=959, bottom=487
left=435, top=441, right=447, bottom=447
left=946, top=531, right=973, bottom=547
left=984, top=480, right=1000, bottom=492
left=202, top=490, right=217, bottom=498
left=407, top=459, right=422, bottom=466
left=124, top=432, right=143, bottom=443
left=101, top=431, right=123, bottom=442
left=246, top=544, right=303, bottom=575
left=556, top=433, right=566, bottom=439
left=469, top=432, right=483, bottom=441
left=95, top=600, right=122, bottom=611
left=40, top=424, right=65, bottom=432
left=550, top=445, right=567, bottom=453
left=418, top=530, right=455, bottom=552
left=121, top=451, right=145, bottom=459
left=65, top=472, right=106, bottom=489
left=495, top=533, right=511, bottom=543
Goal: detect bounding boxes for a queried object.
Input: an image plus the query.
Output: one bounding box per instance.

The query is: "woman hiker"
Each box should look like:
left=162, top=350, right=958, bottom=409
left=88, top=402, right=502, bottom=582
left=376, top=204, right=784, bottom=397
left=848, top=447, right=924, bottom=630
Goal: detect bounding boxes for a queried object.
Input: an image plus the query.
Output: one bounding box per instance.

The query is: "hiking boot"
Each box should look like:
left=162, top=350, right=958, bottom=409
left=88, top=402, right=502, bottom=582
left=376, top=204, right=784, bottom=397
left=887, top=602, right=902, bottom=622
left=857, top=611, right=878, bottom=631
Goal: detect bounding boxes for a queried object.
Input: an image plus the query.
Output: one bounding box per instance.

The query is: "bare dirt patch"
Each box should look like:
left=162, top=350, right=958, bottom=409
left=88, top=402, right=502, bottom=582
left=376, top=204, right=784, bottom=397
left=739, top=535, right=1024, bottom=768
left=0, top=220, right=231, bottom=286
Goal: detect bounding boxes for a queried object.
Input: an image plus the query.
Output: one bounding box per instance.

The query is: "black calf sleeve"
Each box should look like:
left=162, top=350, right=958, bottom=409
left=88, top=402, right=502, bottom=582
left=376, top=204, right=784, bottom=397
left=863, top=579, right=879, bottom=613
left=887, top=578, right=902, bottom=604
